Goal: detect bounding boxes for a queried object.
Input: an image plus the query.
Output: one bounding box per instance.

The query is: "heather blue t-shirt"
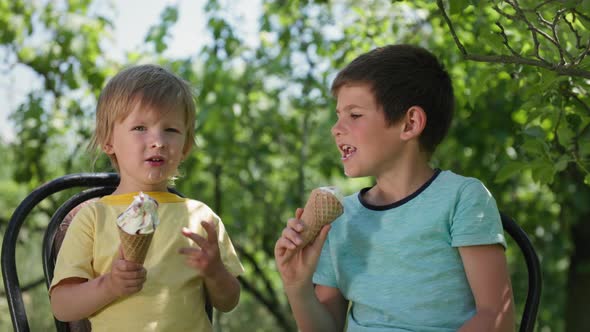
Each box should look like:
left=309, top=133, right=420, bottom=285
left=313, top=170, right=506, bottom=332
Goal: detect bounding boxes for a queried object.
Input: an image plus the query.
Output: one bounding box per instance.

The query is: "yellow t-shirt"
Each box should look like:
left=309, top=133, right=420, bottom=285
left=50, top=192, right=244, bottom=332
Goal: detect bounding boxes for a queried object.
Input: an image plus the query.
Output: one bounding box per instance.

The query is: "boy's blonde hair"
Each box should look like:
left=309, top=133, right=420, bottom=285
left=88, top=64, right=196, bottom=170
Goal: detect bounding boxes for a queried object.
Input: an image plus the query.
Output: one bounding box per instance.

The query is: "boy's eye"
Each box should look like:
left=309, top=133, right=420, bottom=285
left=350, top=114, right=362, bottom=119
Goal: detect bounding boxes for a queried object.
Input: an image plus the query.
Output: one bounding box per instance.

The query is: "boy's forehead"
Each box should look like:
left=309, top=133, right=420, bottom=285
left=336, top=83, right=377, bottom=109
left=118, top=100, right=186, bottom=123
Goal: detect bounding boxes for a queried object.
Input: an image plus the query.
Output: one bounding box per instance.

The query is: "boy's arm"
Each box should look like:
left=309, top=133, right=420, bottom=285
left=51, top=276, right=117, bottom=322
left=283, top=283, right=347, bottom=332
left=50, top=252, right=146, bottom=322
left=203, top=267, right=241, bottom=312
left=275, top=208, right=347, bottom=332
left=458, top=244, right=515, bottom=332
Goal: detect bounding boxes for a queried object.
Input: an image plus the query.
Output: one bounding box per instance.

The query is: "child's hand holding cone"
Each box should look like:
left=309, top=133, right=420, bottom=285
left=107, top=247, right=147, bottom=297
left=274, top=186, right=343, bottom=290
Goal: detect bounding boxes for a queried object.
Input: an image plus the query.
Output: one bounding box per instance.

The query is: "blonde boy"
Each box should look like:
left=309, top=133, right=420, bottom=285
left=50, top=65, right=244, bottom=331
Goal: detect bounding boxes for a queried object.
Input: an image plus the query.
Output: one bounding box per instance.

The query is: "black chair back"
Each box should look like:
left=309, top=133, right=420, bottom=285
left=500, top=212, right=542, bottom=332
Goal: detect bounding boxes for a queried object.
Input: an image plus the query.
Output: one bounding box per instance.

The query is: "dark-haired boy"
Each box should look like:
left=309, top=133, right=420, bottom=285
left=275, top=44, right=515, bottom=331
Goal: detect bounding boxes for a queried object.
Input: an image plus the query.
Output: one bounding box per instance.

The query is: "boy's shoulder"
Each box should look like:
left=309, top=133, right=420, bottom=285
left=181, top=197, right=212, bottom=209
left=442, top=168, right=490, bottom=184
left=179, top=197, right=220, bottom=217
left=432, top=169, right=485, bottom=188
left=434, top=170, right=495, bottom=202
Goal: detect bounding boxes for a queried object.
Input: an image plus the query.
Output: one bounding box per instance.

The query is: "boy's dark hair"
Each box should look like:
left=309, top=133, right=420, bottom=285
left=331, top=44, right=455, bottom=154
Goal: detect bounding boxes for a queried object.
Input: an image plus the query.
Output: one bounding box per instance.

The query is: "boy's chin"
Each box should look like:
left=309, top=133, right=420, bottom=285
left=145, top=170, right=172, bottom=184
left=343, top=168, right=364, bottom=178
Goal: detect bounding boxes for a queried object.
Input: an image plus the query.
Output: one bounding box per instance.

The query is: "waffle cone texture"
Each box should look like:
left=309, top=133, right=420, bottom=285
left=117, top=226, right=154, bottom=264
left=300, top=188, right=343, bottom=247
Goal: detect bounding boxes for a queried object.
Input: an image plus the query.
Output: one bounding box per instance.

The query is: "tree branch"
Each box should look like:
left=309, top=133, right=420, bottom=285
left=436, top=0, right=467, bottom=56
left=437, top=0, right=590, bottom=79
left=533, top=0, right=558, bottom=11
left=461, top=53, right=590, bottom=79
left=235, top=245, right=279, bottom=309
left=573, top=9, right=590, bottom=23
left=495, top=22, right=521, bottom=56
left=237, top=276, right=293, bottom=331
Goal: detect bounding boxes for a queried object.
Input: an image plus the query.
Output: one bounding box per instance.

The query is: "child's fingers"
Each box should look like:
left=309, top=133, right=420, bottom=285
left=119, top=268, right=147, bottom=280
left=184, top=252, right=207, bottom=264
left=118, top=245, right=125, bottom=260
left=274, top=235, right=301, bottom=263
left=182, top=250, right=211, bottom=270
left=275, top=236, right=298, bottom=252
left=295, top=207, right=304, bottom=219
left=279, top=247, right=297, bottom=263
left=179, top=247, right=214, bottom=268
left=181, top=227, right=207, bottom=247
left=109, top=268, right=146, bottom=296
left=281, top=226, right=303, bottom=246
left=286, top=218, right=304, bottom=233
left=121, top=281, right=144, bottom=293
left=178, top=247, right=203, bottom=256
left=200, top=221, right=218, bottom=244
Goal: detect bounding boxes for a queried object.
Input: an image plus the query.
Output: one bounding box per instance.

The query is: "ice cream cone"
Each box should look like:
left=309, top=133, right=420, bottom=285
left=117, top=227, right=154, bottom=264
left=300, top=187, right=344, bottom=246
left=116, top=192, right=159, bottom=264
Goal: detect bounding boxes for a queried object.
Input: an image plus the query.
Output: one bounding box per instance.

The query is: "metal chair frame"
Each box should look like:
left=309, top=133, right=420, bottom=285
left=500, top=212, right=542, bottom=332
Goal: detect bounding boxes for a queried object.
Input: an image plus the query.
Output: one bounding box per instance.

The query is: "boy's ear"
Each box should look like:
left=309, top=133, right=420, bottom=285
left=103, top=143, right=114, bottom=155
left=181, top=143, right=193, bottom=161
left=400, top=106, right=427, bottom=140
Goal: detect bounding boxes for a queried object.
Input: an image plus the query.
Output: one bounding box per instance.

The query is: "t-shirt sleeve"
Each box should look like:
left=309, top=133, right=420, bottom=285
left=49, top=205, right=96, bottom=294
left=215, top=217, right=245, bottom=277
left=312, top=234, right=338, bottom=287
left=450, top=179, right=507, bottom=249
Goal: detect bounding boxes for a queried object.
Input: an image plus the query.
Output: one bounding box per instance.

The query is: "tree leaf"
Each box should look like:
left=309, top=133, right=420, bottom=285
left=495, top=161, right=527, bottom=183
left=450, top=0, right=471, bottom=15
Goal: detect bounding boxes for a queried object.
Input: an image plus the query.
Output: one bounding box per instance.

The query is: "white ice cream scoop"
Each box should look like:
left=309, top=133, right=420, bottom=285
left=116, top=192, right=159, bottom=235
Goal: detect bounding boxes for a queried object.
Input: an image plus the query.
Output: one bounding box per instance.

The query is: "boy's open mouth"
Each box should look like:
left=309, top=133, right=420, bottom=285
left=146, top=156, right=165, bottom=165
left=339, top=144, right=356, bottom=160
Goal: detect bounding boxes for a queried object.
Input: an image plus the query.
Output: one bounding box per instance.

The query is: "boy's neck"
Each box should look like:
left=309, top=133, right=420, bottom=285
left=364, top=161, right=435, bottom=206
left=111, top=182, right=170, bottom=196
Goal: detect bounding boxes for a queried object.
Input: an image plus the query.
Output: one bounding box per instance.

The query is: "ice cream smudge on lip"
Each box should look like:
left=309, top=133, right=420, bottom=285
left=116, top=192, right=160, bottom=235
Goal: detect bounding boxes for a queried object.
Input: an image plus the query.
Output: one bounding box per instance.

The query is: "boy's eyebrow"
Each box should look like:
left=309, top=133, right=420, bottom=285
left=336, top=104, right=364, bottom=113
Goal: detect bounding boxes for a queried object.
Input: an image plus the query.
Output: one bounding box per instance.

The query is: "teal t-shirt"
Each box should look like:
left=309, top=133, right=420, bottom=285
left=313, top=170, right=506, bottom=332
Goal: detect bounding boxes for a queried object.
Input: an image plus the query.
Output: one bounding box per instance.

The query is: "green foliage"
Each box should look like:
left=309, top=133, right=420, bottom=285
left=145, top=6, right=178, bottom=53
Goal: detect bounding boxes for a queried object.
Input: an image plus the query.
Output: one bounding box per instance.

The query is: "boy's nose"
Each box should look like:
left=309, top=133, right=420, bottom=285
left=151, top=135, right=166, bottom=149
left=331, top=120, right=343, bottom=137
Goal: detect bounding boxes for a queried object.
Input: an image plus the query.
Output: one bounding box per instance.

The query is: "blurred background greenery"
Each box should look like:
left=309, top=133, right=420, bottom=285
left=1, top=0, right=589, bottom=331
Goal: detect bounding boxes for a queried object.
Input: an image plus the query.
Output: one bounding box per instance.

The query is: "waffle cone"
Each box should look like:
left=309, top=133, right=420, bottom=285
left=300, top=188, right=343, bottom=246
left=117, top=226, right=154, bottom=264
